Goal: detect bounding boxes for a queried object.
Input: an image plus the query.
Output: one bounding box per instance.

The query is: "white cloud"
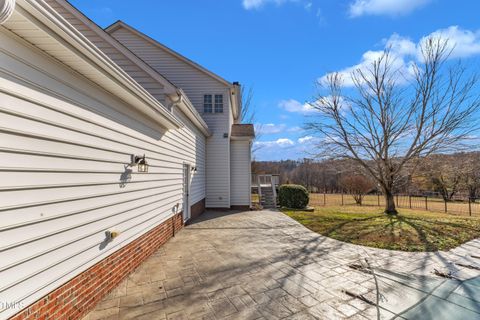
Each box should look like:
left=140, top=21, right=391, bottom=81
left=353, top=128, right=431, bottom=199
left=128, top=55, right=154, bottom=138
left=319, top=26, right=480, bottom=87
left=242, top=0, right=297, bottom=10
left=422, top=26, right=480, bottom=59
left=253, top=136, right=323, bottom=160
left=287, top=126, right=303, bottom=133
left=298, top=136, right=314, bottom=144
left=254, top=138, right=295, bottom=148
left=279, top=99, right=316, bottom=114
left=349, top=0, right=431, bottom=17
left=255, top=123, right=304, bottom=134
left=255, top=123, right=286, bottom=135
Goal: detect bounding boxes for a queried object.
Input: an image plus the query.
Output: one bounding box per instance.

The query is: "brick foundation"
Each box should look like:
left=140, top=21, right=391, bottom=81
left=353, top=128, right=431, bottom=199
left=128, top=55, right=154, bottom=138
left=190, top=198, right=206, bottom=220
left=10, top=213, right=184, bottom=320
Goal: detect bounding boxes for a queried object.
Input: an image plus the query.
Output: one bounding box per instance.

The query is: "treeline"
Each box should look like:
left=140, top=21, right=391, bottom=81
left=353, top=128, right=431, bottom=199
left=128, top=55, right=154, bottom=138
left=252, top=152, right=480, bottom=201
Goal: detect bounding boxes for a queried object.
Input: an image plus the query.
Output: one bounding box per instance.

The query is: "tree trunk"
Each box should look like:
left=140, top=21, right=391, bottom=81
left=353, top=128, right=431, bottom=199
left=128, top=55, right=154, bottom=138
left=384, top=190, right=398, bottom=215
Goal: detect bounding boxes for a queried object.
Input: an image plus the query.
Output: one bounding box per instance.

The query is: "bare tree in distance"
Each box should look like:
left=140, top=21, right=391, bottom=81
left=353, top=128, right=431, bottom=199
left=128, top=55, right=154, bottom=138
left=307, top=38, right=480, bottom=215
left=424, top=155, right=463, bottom=201
left=241, top=86, right=256, bottom=124
left=241, top=86, right=264, bottom=157
left=340, top=174, right=375, bottom=205
left=463, top=153, right=480, bottom=201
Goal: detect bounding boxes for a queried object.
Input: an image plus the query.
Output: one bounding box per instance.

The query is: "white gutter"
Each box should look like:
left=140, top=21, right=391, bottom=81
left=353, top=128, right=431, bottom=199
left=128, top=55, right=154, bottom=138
left=16, top=0, right=182, bottom=130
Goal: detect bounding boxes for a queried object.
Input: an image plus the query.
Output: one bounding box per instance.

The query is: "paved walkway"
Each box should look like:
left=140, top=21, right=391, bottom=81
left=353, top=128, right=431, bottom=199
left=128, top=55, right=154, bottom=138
left=83, top=209, right=480, bottom=320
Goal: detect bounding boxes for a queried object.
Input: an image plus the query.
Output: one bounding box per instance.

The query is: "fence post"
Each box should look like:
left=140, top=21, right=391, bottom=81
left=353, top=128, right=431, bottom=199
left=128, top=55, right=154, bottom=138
left=409, top=195, right=412, bottom=209
left=257, top=176, right=262, bottom=204
left=341, top=192, right=344, bottom=206
left=425, top=196, right=428, bottom=210
left=469, top=198, right=472, bottom=216
left=323, top=192, right=326, bottom=206
left=377, top=193, right=380, bottom=206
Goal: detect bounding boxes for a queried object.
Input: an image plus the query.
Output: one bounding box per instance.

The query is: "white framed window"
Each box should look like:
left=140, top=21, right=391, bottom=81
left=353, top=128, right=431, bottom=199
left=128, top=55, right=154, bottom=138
left=203, top=94, right=213, bottom=113
left=214, top=94, right=224, bottom=113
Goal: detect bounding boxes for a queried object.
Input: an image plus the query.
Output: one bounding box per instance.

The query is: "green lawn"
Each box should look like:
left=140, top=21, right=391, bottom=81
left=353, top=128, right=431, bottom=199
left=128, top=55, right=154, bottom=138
left=283, top=206, right=480, bottom=252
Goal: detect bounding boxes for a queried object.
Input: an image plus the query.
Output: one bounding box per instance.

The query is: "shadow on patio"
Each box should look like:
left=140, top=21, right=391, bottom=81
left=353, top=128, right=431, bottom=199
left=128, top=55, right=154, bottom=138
left=83, top=209, right=480, bottom=320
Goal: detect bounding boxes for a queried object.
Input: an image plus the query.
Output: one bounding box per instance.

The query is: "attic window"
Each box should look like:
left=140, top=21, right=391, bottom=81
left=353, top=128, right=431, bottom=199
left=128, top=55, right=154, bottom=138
left=215, top=94, right=224, bottom=113
left=203, top=95, right=213, bottom=113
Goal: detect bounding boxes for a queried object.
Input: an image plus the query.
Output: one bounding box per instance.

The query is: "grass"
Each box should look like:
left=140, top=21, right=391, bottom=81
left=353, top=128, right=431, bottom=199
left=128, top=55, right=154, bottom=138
left=283, top=205, right=480, bottom=252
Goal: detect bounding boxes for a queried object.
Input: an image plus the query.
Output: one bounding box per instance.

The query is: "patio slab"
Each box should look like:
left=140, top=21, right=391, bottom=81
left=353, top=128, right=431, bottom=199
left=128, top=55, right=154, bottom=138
left=83, top=209, right=480, bottom=320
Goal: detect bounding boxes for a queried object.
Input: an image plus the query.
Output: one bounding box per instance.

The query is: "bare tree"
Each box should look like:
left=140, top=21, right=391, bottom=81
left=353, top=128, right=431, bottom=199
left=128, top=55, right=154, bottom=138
left=241, top=86, right=256, bottom=124
left=307, top=38, right=480, bottom=214
left=240, top=86, right=264, bottom=157
left=426, top=159, right=462, bottom=201
left=463, top=153, right=480, bottom=201
left=340, top=174, right=375, bottom=205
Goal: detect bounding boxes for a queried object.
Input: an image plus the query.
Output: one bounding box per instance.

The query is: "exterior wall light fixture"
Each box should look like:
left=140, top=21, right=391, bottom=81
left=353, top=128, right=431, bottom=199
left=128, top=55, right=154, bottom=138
left=131, top=154, right=149, bottom=173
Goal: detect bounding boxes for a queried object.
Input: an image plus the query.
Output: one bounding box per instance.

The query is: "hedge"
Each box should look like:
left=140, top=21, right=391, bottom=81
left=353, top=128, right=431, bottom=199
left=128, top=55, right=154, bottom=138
left=278, top=184, right=309, bottom=209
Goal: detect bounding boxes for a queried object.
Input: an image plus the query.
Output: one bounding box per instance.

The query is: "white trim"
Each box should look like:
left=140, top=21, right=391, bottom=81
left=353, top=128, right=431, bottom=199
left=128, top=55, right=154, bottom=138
left=182, top=163, right=191, bottom=222
left=0, top=0, right=15, bottom=24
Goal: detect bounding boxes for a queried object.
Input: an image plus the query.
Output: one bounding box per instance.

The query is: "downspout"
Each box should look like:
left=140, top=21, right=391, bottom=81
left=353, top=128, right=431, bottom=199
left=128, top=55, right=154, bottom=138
left=170, top=90, right=183, bottom=111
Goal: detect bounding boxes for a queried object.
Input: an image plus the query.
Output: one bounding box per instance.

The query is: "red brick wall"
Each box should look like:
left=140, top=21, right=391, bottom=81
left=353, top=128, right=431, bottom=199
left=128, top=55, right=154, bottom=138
left=190, top=198, right=206, bottom=220
left=10, top=213, right=184, bottom=320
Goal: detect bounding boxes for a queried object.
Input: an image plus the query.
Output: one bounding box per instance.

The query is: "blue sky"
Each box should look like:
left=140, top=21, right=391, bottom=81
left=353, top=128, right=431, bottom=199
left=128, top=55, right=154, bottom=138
left=69, top=0, right=480, bottom=161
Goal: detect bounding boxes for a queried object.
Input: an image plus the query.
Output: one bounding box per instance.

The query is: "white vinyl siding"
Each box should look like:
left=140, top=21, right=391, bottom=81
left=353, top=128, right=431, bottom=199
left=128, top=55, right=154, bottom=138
left=230, top=140, right=252, bottom=206
left=0, top=30, right=205, bottom=320
left=109, top=26, right=232, bottom=208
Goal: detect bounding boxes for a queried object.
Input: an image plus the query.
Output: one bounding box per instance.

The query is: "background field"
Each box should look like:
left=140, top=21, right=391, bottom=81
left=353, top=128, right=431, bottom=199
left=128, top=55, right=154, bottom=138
left=309, top=193, right=480, bottom=217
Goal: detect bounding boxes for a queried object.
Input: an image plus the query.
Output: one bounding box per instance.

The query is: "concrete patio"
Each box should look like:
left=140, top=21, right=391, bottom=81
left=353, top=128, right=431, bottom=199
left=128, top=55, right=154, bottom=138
left=83, top=209, right=480, bottom=320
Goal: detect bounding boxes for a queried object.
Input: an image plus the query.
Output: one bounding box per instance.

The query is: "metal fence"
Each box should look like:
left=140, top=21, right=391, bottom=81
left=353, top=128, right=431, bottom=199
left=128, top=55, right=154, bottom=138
left=309, top=193, right=480, bottom=216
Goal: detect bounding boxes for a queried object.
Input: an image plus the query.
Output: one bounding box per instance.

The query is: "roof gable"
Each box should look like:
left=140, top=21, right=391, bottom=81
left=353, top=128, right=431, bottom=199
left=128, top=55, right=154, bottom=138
left=105, top=21, right=233, bottom=88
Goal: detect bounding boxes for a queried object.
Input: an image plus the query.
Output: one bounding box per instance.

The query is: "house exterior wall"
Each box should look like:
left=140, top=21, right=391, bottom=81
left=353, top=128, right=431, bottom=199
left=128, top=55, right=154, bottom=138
left=9, top=213, right=184, bottom=320
left=230, top=140, right=252, bottom=208
left=0, top=29, right=205, bottom=320
left=108, top=26, right=232, bottom=208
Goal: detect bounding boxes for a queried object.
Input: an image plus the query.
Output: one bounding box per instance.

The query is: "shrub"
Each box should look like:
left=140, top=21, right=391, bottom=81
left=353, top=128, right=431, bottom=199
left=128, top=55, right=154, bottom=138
left=278, top=184, right=309, bottom=209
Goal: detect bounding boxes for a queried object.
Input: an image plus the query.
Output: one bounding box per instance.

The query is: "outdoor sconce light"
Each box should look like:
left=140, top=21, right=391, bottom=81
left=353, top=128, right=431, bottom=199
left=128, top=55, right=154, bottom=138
left=131, top=154, right=149, bottom=173
left=105, top=230, right=120, bottom=242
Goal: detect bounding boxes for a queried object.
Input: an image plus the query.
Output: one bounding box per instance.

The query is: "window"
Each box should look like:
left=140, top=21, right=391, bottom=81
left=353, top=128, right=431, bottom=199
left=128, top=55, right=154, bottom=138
left=214, top=94, right=224, bottom=113
left=203, top=94, right=212, bottom=113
